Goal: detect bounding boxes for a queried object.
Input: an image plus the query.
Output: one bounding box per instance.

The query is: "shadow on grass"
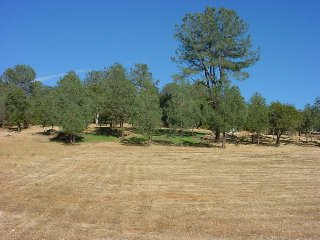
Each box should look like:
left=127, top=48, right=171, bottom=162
left=280, top=138, right=320, bottom=147
left=120, top=136, right=147, bottom=146
left=121, top=136, right=212, bottom=148
left=181, top=140, right=212, bottom=148
left=228, top=134, right=320, bottom=148
left=152, top=128, right=207, bottom=138
left=50, top=132, right=84, bottom=144
left=36, top=128, right=57, bottom=136
left=94, top=126, right=121, bottom=137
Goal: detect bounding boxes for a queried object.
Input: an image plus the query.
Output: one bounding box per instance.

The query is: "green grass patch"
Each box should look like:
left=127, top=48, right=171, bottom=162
left=83, top=133, right=119, bottom=143
left=122, top=131, right=210, bottom=147
left=153, top=134, right=204, bottom=145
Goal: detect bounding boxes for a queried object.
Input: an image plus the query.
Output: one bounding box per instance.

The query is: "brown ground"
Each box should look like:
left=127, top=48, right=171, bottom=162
left=0, top=126, right=319, bottom=240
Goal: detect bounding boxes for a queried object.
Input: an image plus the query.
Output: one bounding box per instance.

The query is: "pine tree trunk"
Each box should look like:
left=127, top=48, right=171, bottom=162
left=272, top=128, right=275, bottom=140
left=95, top=113, right=99, bottom=125
left=299, top=130, right=301, bottom=140
left=276, top=133, right=281, bottom=145
left=215, top=129, right=220, bottom=141
left=120, top=120, right=124, bottom=139
left=222, top=132, right=226, bottom=148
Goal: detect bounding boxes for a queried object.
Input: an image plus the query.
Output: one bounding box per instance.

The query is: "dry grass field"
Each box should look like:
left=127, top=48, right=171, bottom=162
left=0, top=126, right=319, bottom=240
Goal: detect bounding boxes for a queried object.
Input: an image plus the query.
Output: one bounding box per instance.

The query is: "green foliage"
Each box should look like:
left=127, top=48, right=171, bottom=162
left=2, top=65, right=36, bottom=95
left=0, top=90, right=6, bottom=126
left=173, top=7, right=259, bottom=102
left=246, top=92, right=269, bottom=143
left=173, top=7, right=258, bottom=146
left=130, top=64, right=162, bottom=146
left=84, top=64, right=136, bottom=133
left=56, top=72, right=93, bottom=143
left=105, top=63, right=136, bottom=129
left=269, top=102, right=302, bottom=144
left=206, top=81, right=246, bottom=147
left=165, top=81, right=201, bottom=145
left=28, top=81, right=46, bottom=125
left=5, top=83, right=27, bottom=130
left=313, top=97, right=320, bottom=131
left=38, top=87, right=59, bottom=128
left=301, top=104, right=317, bottom=134
left=84, top=70, right=106, bottom=114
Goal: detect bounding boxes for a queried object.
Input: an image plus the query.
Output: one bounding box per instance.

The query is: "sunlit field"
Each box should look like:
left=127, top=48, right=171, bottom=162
left=0, top=126, right=319, bottom=240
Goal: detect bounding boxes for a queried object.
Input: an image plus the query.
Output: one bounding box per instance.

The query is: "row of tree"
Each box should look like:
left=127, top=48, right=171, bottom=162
left=1, top=7, right=319, bottom=147
left=0, top=64, right=319, bottom=147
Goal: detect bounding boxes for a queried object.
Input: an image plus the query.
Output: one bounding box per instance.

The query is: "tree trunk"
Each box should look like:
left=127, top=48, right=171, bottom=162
left=222, top=132, right=226, bottom=148
left=147, top=134, right=151, bottom=147
left=180, top=129, right=183, bottom=147
left=257, top=134, right=260, bottom=145
left=299, top=130, right=301, bottom=140
left=276, top=133, right=281, bottom=145
left=73, top=135, right=76, bottom=144
left=95, top=112, right=99, bottom=125
left=310, top=133, right=313, bottom=142
left=120, top=120, right=124, bottom=139
left=305, top=133, right=308, bottom=143
left=272, top=128, right=275, bottom=140
left=215, top=129, right=220, bottom=141
left=251, top=134, right=254, bottom=144
left=17, top=123, right=21, bottom=132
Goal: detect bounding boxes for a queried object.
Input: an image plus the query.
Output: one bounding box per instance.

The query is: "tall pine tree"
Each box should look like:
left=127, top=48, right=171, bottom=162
left=131, top=64, right=162, bottom=146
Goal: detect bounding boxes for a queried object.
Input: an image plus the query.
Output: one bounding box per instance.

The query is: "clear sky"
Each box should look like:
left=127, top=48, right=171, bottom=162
left=1, top=0, right=319, bottom=109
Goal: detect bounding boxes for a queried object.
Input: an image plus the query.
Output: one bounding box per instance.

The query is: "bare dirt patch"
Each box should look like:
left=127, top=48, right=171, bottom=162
left=0, top=126, right=319, bottom=239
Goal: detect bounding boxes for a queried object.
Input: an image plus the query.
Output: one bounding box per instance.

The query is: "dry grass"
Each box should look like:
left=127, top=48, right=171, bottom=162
left=0, top=126, right=319, bottom=239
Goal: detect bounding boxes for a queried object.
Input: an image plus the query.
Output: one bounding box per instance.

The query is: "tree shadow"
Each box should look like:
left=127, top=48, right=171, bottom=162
left=181, top=139, right=212, bottom=148
left=152, top=128, right=206, bottom=138
left=120, top=136, right=147, bottom=146
left=50, top=132, right=84, bottom=144
left=152, top=139, right=175, bottom=146
left=36, top=128, right=57, bottom=136
left=227, top=134, right=320, bottom=148
left=279, top=138, right=320, bottom=147
left=94, top=126, right=121, bottom=137
left=122, top=135, right=213, bottom=148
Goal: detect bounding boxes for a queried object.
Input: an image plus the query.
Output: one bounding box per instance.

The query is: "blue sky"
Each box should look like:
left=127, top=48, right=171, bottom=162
left=1, top=0, right=319, bottom=109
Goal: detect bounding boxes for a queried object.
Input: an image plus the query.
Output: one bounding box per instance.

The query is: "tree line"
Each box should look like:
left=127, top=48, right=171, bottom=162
left=0, top=63, right=319, bottom=147
left=1, top=7, right=319, bottom=147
